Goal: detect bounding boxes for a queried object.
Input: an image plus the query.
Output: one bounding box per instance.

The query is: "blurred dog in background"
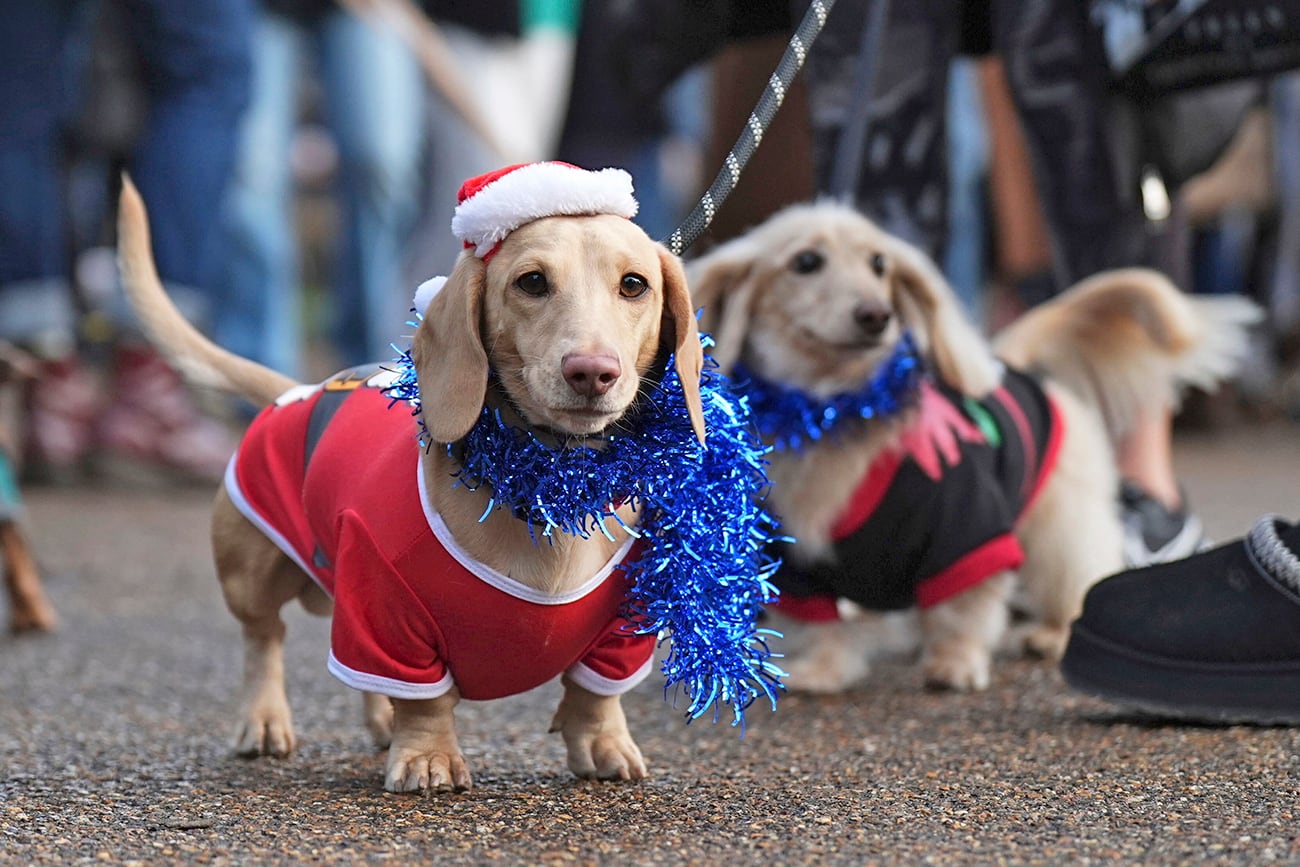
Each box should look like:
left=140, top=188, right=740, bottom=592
left=0, top=342, right=55, bottom=633
left=689, top=201, right=1259, bottom=693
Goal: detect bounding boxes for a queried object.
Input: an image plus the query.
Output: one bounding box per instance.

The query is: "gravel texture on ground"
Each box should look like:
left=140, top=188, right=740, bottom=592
left=3, top=424, right=1299, bottom=865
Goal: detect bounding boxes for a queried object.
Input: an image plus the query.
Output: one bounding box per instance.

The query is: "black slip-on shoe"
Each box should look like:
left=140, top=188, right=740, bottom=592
left=1062, top=515, right=1300, bottom=725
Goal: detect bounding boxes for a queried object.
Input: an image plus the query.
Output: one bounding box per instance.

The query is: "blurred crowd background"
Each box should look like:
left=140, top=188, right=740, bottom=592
left=1, top=0, right=1298, bottom=489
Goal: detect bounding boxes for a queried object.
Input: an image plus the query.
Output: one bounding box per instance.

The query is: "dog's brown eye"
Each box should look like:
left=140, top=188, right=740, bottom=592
left=790, top=250, right=824, bottom=274
left=515, top=271, right=549, bottom=297
left=619, top=273, right=650, bottom=299
left=870, top=252, right=887, bottom=276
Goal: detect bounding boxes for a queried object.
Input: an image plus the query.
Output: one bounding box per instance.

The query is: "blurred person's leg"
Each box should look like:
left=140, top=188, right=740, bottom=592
left=401, top=7, right=579, bottom=308
left=122, top=0, right=252, bottom=297
left=624, top=69, right=714, bottom=240
left=0, top=0, right=102, bottom=479
left=554, top=0, right=671, bottom=240
left=0, top=0, right=82, bottom=348
left=101, top=0, right=253, bottom=484
left=318, top=8, right=423, bottom=366
left=991, top=0, right=1202, bottom=564
left=1269, top=73, right=1300, bottom=387
left=1116, top=405, right=1207, bottom=566
left=943, top=56, right=990, bottom=324
left=214, top=10, right=306, bottom=379
left=978, top=55, right=1056, bottom=319
left=804, top=0, right=958, bottom=259
left=654, top=66, right=713, bottom=235
left=402, top=22, right=507, bottom=290
left=989, top=0, right=1147, bottom=287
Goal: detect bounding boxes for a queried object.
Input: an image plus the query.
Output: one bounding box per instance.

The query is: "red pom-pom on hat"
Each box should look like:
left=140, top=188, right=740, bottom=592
left=451, top=162, right=639, bottom=260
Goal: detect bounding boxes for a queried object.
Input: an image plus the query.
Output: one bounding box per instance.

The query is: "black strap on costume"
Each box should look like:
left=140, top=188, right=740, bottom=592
left=662, top=0, right=838, bottom=256
left=303, top=365, right=385, bottom=473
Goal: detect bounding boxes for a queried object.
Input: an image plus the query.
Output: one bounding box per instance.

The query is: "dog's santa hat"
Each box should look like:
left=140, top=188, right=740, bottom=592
left=450, top=161, right=639, bottom=261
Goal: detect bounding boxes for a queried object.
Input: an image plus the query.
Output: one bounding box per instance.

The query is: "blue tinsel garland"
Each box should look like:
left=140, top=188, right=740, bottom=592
left=383, top=321, right=785, bottom=728
left=732, top=332, right=925, bottom=451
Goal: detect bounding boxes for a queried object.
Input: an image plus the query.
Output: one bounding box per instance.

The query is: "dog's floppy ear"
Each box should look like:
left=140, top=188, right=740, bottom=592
left=887, top=237, right=1001, bottom=397
left=684, top=236, right=763, bottom=372
left=412, top=253, right=490, bottom=442
left=659, top=247, right=706, bottom=443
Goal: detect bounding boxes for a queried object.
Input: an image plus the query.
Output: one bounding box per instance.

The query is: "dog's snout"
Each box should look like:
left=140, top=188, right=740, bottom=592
left=852, top=302, right=892, bottom=336
left=562, top=353, right=622, bottom=397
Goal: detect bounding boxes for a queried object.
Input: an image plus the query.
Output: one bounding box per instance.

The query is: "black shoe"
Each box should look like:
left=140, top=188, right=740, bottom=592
left=1062, top=515, right=1300, bottom=724
left=1119, top=480, right=1207, bottom=568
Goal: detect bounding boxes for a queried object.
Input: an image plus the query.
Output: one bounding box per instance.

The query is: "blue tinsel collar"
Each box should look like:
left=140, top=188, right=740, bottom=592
left=383, top=326, right=784, bottom=728
left=732, top=332, right=925, bottom=451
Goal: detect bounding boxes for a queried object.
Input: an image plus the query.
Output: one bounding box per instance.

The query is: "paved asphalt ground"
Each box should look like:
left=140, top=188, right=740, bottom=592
left=3, top=421, right=1299, bottom=865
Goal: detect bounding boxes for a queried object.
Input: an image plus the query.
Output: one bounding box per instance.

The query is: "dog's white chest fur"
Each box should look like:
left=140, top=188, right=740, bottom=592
left=764, top=421, right=905, bottom=562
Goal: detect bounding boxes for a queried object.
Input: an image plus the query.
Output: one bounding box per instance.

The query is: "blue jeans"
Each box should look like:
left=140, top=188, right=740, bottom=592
left=216, top=9, right=423, bottom=376
left=0, top=0, right=251, bottom=339
left=943, top=58, right=989, bottom=325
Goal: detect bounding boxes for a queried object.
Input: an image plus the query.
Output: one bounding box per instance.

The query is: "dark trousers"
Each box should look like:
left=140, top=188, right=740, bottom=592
left=804, top=0, right=1148, bottom=288
left=0, top=0, right=251, bottom=290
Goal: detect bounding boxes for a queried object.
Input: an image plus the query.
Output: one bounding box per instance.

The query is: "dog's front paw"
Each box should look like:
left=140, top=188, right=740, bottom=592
left=561, top=728, right=648, bottom=781
left=385, top=694, right=467, bottom=793
left=384, top=747, right=472, bottom=793
left=233, top=693, right=296, bottom=757
left=922, top=645, right=991, bottom=692
left=550, top=681, right=647, bottom=781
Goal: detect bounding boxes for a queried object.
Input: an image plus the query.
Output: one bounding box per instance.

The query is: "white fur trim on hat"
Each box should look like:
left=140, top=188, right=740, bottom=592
left=413, top=276, right=447, bottom=314
left=451, top=164, right=639, bottom=258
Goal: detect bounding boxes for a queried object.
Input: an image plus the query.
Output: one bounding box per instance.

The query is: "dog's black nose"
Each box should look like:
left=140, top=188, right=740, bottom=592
left=562, top=353, right=622, bottom=397
left=853, top=302, right=892, bottom=336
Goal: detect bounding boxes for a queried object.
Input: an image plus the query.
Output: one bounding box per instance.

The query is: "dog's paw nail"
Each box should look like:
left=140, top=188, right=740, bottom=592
left=384, top=765, right=424, bottom=793
left=385, top=752, right=472, bottom=794
left=1022, top=625, right=1069, bottom=660
left=233, top=721, right=295, bottom=758
left=922, top=658, right=990, bottom=692
left=575, top=735, right=647, bottom=782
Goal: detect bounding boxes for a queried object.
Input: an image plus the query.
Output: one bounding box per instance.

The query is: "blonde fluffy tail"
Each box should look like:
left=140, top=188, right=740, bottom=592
left=116, top=178, right=298, bottom=408
left=992, top=267, right=1262, bottom=440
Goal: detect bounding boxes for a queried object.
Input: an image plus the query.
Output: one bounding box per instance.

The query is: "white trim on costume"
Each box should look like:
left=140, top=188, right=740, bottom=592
left=223, top=455, right=330, bottom=595
left=566, top=656, right=654, bottom=696
left=327, top=650, right=456, bottom=700
left=416, top=453, right=637, bottom=606
left=274, top=383, right=323, bottom=406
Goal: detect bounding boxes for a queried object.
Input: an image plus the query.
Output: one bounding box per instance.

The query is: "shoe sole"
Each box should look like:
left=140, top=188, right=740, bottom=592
left=1062, top=622, right=1300, bottom=726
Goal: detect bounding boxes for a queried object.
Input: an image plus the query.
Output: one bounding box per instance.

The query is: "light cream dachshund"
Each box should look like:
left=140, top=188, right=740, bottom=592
left=688, top=201, right=1259, bottom=694
left=116, top=176, right=705, bottom=793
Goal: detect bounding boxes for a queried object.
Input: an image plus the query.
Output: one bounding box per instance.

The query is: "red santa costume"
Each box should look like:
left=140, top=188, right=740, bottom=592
left=226, top=368, right=655, bottom=701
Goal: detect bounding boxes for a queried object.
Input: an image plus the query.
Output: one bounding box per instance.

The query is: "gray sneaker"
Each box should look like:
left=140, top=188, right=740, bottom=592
left=1120, top=480, right=1208, bottom=568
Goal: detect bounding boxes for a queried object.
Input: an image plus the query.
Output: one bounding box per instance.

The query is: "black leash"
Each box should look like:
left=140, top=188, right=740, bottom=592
left=662, top=0, right=838, bottom=256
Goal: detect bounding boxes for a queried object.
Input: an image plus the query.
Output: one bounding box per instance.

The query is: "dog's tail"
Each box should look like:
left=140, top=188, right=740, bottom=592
left=116, top=178, right=298, bottom=408
left=993, top=267, right=1261, bottom=439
